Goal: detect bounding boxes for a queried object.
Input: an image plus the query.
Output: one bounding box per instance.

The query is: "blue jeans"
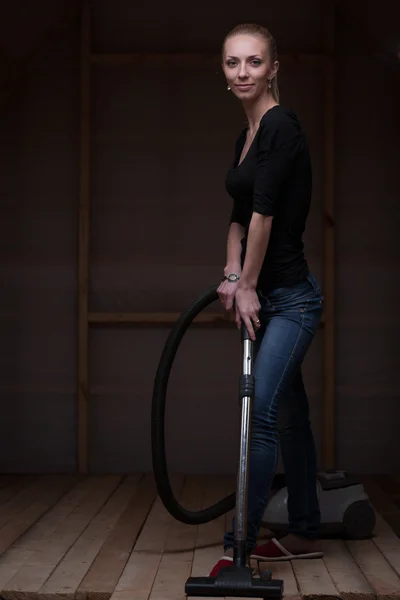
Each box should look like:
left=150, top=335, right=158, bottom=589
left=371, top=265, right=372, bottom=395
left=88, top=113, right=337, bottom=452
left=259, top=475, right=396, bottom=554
left=223, top=272, right=324, bottom=553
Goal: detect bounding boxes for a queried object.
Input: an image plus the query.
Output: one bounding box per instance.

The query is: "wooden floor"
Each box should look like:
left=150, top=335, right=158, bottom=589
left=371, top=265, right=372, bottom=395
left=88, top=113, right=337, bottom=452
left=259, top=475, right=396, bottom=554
left=0, top=474, right=399, bottom=600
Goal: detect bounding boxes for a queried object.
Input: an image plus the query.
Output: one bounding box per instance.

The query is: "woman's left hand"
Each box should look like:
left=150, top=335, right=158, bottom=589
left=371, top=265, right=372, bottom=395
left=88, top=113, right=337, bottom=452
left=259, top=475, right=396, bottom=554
left=234, top=286, right=261, bottom=341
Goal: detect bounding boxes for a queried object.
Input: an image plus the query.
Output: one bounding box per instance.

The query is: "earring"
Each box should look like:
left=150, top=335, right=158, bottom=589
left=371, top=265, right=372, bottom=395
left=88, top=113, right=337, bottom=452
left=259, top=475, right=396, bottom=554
left=267, top=79, right=272, bottom=90
left=227, top=85, right=231, bottom=91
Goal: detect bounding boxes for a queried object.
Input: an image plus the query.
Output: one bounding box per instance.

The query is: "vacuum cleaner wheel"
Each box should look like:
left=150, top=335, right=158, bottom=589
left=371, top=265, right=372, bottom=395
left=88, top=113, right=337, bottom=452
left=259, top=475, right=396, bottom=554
left=342, top=500, right=376, bottom=539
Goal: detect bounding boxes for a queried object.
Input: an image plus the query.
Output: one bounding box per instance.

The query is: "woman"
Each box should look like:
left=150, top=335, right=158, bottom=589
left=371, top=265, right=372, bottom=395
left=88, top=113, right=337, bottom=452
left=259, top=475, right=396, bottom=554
left=212, top=23, right=325, bottom=576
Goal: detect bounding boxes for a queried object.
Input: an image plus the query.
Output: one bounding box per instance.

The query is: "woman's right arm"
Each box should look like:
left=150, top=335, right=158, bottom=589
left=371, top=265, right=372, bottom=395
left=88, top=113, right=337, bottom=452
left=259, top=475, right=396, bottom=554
left=218, top=222, right=244, bottom=312
left=224, top=222, right=244, bottom=277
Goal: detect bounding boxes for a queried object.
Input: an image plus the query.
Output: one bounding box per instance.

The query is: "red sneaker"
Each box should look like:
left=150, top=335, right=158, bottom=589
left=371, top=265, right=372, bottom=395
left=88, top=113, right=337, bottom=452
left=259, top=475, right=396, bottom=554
left=250, top=537, right=324, bottom=561
left=209, top=556, right=233, bottom=577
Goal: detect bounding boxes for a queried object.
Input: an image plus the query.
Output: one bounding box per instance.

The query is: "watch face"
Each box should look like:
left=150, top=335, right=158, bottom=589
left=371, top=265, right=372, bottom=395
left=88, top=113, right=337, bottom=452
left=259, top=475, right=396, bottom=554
left=228, top=274, right=239, bottom=282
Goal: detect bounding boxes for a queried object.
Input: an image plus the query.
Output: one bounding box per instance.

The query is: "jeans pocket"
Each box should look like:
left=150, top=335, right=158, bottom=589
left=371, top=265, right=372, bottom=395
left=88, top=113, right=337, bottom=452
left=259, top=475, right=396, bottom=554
left=259, top=277, right=323, bottom=314
left=257, top=288, right=273, bottom=310
left=306, top=274, right=324, bottom=301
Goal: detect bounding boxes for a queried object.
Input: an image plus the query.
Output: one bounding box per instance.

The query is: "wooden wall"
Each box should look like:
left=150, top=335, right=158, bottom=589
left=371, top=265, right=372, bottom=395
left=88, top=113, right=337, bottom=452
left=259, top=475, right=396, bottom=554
left=0, top=0, right=399, bottom=475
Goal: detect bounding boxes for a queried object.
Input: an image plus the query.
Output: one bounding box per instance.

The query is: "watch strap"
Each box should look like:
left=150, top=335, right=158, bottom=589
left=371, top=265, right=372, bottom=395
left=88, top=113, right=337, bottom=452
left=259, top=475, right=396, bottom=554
left=221, top=273, right=240, bottom=283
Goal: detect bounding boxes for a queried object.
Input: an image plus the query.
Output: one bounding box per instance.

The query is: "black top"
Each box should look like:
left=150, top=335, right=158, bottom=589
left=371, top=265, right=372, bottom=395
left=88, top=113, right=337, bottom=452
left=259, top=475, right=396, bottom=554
left=225, top=105, right=312, bottom=294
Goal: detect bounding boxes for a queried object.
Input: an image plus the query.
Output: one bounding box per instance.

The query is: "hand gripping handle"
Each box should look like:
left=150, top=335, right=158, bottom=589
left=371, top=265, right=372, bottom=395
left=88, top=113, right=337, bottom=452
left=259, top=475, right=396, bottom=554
left=239, top=322, right=254, bottom=400
left=240, top=322, right=251, bottom=343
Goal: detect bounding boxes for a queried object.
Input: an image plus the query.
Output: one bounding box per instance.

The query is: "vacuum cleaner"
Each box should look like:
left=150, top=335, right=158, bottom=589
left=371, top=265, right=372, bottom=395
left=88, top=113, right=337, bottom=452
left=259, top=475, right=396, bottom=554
left=151, top=284, right=283, bottom=598
left=151, top=284, right=376, bottom=596
left=262, top=469, right=376, bottom=540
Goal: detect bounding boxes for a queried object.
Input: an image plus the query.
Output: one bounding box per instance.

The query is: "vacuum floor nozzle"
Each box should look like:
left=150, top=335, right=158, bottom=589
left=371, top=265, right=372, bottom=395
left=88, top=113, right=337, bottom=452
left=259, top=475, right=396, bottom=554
left=185, top=564, right=284, bottom=598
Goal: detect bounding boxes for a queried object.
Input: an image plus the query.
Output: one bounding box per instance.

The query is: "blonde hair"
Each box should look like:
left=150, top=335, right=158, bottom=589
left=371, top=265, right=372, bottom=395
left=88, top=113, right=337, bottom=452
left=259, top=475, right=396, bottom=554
left=223, top=23, right=279, bottom=103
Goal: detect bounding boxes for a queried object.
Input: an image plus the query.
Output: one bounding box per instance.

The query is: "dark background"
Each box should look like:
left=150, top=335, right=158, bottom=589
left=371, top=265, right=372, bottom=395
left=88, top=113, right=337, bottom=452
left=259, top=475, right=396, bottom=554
left=0, top=0, right=399, bottom=475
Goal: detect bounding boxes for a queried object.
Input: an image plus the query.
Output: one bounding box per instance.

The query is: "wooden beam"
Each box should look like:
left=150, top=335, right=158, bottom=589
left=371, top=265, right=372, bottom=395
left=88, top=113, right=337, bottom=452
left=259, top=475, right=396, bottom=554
left=88, top=312, right=325, bottom=328
left=322, top=4, right=336, bottom=470
left=77, top=1, right=91, bottom=475
left=90, top=52, right=326, bottom=68
left=88, top=311, right=235, bottom=327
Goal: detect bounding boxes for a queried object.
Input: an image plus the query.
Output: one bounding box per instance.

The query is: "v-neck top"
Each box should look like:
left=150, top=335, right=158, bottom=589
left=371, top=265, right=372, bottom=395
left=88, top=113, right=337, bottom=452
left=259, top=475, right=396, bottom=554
left=225, top=105, right=312, bottom=294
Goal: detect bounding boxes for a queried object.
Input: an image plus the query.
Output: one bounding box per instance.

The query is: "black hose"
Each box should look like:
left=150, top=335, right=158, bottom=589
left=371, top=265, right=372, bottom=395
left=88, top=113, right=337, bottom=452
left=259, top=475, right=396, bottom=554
left=151, top=284, right=236, bottom=524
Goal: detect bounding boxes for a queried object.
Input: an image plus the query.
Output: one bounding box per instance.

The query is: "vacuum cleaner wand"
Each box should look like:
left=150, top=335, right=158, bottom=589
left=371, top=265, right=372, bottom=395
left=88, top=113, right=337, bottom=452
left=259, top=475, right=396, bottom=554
left=234, top=323, right=253, bottom=566
left=185, top=323, right=284, bottom=598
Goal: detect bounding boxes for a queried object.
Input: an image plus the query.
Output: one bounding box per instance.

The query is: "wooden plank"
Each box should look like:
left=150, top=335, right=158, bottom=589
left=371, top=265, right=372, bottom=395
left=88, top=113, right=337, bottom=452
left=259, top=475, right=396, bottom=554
left=370, top=512, right=400, bottom=579
left=39, top=475, right=142, bottom=598
left=88, top=311, right=234, bottom=326
left=0, top=476, right=67, bottom=531
left=77, top=0, right=91, bottom=474
left=109, top=475, right=185, bottom=600
left=89, top=312, right=325, bottom=328
left=256, top=561, right=301, bottom=600
left=77, top=474, right=157, bottom=600
left=108, top=553, right=162, bottom=600
left=292, top=558, right=339, bottom=600
left=346, top=538, right=400, bottom=599
left=149, top=475, right=205, bottom=600
left=133, top=474, right=185, bottom=553
left=320, top=539, right=375, bottom=600
left=2, top=476, right=121, bottom=599
left=322, top=1, right=336, bottom=470
left=191, top=475, right=234, bottom=600
left=0, top=476, right=37, bottom=507
left=0, top=477, right=93, bottom=589
left=0, top=476, right=77, bottom=556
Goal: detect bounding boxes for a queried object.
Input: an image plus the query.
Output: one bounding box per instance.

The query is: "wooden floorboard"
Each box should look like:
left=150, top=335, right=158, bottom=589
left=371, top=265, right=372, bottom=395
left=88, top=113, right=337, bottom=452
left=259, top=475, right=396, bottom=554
left=190, top=475, right=232, bottom=600
left=320, top=539, right=375, bottom=600
left=0, top=475, right=78, bottom=556
left=77, top=473, right=157, bottom=600
left=0, top=477, right=38, bottom=507
left=0, top=474, right=399, bottom=600
left=110, top=474, right=185, bottom=600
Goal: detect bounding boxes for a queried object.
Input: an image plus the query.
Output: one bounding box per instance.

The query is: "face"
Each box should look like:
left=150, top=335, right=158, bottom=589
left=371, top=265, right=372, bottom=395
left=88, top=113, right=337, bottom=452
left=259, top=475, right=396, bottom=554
left=222, top=34, right=278, bottom=100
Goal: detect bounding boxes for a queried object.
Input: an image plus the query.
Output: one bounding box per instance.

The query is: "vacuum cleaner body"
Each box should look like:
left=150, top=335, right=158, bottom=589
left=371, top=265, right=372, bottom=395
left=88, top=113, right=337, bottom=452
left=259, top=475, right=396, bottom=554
left=262, top=470, right=376, bottom=539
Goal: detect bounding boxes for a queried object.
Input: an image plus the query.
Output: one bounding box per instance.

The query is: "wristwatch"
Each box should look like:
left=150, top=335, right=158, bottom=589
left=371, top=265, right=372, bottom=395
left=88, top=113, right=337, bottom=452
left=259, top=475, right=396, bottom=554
left=221, top=273, right=240, bottom=283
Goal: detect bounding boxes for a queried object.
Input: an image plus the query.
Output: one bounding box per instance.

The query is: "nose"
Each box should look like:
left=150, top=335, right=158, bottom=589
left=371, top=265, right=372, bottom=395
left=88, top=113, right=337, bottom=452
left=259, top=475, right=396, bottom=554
left=238, top=61, right=249, bottom=79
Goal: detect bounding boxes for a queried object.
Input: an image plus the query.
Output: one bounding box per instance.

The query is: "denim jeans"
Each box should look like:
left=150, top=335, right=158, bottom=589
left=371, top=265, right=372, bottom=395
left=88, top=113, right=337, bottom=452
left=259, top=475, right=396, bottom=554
left=223, top=272, right=324, bottom=553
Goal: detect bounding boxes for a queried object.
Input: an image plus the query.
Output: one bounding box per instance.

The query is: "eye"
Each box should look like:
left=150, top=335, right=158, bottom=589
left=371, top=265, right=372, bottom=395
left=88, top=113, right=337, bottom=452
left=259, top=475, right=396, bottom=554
left=250, top=59, right=262, bottom=66
left=226, top=59, right=237, bottom=67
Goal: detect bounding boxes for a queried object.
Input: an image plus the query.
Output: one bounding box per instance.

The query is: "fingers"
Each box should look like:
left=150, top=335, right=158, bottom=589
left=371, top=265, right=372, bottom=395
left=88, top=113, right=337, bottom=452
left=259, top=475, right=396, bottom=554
left=253, top=316, right=261, bottom=340
left=235, top=303, right=241, bottom=329
left=237, top=314, right=261, bottom=341
left=225, top=293, right=234, bottom=311
left=220, top=284, right=261, bottom=341
left=218, top=282, right=237, bottom=312
left=235, top=310, right=260, bottom=341
left=217, top=283, right=226, bottom=306
left=244, top=316, right=256, bottom=341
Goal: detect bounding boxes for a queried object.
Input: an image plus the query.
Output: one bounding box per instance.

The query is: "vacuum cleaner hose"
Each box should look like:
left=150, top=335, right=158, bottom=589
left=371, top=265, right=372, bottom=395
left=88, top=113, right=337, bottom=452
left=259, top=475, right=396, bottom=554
left=151, top=284, right=236, bottom=525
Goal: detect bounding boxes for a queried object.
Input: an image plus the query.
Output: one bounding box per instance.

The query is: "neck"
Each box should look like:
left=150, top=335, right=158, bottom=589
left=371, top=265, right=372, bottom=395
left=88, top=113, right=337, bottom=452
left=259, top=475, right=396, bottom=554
left=243, top=94, right=278, bottom=134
